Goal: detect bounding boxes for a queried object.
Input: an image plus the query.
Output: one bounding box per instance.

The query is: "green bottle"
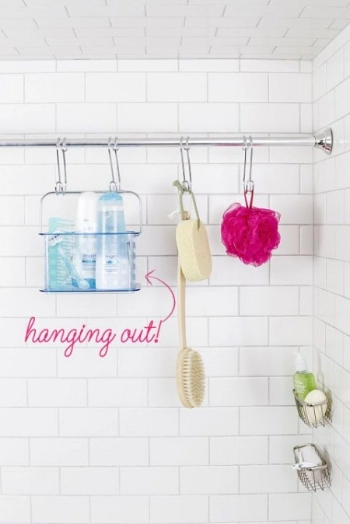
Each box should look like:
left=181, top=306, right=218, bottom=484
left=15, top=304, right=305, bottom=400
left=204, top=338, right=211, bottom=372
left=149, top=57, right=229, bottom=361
left=293, top=354, right=317, bottom=400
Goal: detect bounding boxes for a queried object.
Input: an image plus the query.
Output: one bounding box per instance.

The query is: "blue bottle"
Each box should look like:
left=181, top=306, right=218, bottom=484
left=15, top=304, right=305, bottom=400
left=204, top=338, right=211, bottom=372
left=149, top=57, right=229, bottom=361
left=96, top=192, right=131, bottom=290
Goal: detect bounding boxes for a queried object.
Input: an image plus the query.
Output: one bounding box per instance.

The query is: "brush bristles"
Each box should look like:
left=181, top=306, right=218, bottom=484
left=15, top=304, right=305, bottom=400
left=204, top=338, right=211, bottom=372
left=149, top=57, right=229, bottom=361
left=180, top=349, right=205, bottom=408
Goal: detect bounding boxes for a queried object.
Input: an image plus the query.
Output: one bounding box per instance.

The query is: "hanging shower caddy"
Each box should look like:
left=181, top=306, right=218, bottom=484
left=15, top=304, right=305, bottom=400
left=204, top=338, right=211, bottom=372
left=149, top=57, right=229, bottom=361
left=293, top=444, right=331, bottom=492
left=293, top=390, right=330, bottom=429
left=40, top=138, right=142, bottom=293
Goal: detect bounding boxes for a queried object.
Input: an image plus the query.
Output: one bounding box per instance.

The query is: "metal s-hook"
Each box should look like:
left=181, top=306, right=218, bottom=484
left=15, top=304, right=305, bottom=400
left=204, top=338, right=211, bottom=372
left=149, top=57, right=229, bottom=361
left=55, top=137, right=67, bottom=195
left=243, top=135, right=254, bottom=208
left=179, top=136, right=192, bottom=191
left=108, top=137, right=121, bottom=192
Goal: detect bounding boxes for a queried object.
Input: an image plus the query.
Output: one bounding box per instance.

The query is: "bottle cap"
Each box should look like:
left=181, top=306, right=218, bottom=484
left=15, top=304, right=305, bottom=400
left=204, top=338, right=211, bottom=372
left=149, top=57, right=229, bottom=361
left=295, top=353, right=307, bottom=372
left=76, top=192, right=98, bottom=232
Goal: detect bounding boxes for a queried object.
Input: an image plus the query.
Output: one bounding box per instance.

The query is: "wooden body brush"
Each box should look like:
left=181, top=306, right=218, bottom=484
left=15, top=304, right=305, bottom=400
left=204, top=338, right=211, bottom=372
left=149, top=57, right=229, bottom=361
left=176, top=259, right=205, bottom=408
left=174, top=186, right=207, bottom=408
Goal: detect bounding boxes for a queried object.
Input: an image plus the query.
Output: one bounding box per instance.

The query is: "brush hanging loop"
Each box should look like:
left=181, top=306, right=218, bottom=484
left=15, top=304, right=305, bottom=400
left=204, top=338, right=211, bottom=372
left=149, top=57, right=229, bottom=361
left=108, top=137, right=121, bottom=192
left=55, top=137, right=68, bottom=195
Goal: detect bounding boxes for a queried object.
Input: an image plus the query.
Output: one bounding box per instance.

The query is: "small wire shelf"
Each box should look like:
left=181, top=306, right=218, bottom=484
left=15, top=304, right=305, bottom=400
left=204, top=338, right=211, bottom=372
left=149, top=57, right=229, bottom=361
left=293, top=390, right=330, bottom=429
left=293, top=444, right=331, bottom=492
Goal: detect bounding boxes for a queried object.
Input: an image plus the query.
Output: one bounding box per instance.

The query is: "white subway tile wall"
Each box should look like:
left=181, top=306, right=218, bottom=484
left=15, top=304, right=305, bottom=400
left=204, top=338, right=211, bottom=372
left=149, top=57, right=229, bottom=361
left=312, top=22, right=350, bottom=524
left=0, top=57, right=314, bottom=524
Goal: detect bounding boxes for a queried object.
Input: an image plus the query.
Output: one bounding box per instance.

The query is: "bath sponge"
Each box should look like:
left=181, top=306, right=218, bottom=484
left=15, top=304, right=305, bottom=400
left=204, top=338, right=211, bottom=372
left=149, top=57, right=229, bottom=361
left=176, top=218, right=212, bottom=281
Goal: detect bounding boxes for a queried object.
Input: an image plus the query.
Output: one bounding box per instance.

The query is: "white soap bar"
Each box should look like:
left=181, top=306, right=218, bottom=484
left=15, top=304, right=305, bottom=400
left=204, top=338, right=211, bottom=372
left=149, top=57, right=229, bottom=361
left=304, top=389, right=327, bottom=425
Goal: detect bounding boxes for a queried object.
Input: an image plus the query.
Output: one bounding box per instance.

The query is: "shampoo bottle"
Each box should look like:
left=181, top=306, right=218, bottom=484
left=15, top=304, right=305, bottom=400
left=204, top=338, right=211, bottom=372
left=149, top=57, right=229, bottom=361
left=96, top=192, right=130, bottom=290
left=293, top=354, right=317, bottom=400
left=74, top=192, right=98, bottom=290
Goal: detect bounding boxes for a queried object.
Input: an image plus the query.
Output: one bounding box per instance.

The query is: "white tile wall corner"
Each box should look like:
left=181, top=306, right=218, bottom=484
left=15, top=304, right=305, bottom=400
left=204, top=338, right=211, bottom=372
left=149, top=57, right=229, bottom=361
left=312, top=20, right=350, bottom=524
left=0, top=57, right=315, bottom=524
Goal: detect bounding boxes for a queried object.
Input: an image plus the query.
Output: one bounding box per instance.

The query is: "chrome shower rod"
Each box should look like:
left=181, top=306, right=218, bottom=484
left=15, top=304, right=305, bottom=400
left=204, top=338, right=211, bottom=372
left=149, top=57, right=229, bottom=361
left=0, top=128, right=333, bottom=155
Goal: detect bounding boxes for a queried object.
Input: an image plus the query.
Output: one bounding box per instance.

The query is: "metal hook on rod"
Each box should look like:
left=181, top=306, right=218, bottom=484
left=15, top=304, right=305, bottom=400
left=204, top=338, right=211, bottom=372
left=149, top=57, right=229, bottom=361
left=108, top=137, right=121, bottom=192
left=242, top=135, right=254, bottom=209
left=180, top=136, right=192, bottom=191
left=55, top=137, right=67, bottom=195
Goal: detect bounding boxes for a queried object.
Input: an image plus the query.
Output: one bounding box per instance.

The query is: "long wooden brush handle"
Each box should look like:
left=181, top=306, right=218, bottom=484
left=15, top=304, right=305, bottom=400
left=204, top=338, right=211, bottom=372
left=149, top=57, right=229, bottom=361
left=178, top=261, right=187, bottom=350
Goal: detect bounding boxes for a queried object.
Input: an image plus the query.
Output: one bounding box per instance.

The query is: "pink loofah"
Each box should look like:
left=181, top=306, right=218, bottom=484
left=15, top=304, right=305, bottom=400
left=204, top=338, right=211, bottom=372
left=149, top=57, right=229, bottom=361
left=221, top=202, right=281, bottom=267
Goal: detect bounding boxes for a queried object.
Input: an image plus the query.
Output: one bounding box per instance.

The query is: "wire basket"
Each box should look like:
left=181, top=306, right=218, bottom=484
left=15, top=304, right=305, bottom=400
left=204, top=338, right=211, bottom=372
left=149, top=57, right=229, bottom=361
left=39, top=191, right=142, bottom=294
left=293, top=444, right=331, bottom=492
left=293, top=390, right=330, bottom=428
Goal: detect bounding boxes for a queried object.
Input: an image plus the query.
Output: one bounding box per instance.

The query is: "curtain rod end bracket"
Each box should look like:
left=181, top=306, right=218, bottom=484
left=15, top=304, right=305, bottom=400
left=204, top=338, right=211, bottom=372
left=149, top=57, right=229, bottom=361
left=314, top=128, right=333, bottom=155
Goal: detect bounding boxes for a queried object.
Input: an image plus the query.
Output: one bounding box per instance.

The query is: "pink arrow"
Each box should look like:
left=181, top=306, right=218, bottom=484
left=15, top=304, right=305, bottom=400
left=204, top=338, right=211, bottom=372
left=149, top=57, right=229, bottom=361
left=145, top=269, right=176, bottom=323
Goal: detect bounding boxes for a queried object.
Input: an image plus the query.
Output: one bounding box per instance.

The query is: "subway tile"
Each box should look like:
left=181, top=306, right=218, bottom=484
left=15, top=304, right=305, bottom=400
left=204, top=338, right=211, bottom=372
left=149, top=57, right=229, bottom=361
left=32, top=495, right=90, bottom=524
left=240, top=287, right=299, bottom=316
left=0, top=346, right=56, bottom=376
left=0, top=195, right=25, bottom=226
left=241, top=103, right=300, bottom=132
left=271, top=194, right=313, bottom=224
left=209, top=317, right=268, bottom=346
left=57, top=103, right=117, bottom=132
left=270, top=256, right=313, bottom=285
left=57, top=347, right=117, bottom=378
left=209, top=72, right=268, bottom=102
left=180, top=407, right=238, bottom=436
left=0, top=74, right=23, bottom=102
left=0, top=496, right=30, bottom=524
left=59, top=408, right=118, bottom=437
left=209, top=377, right=268, bottom=406
left=240, top=407, right=298, bottom=435
left=0, top=378, right=26, bottom=406
left=210, top=494, right=268, bottom=522
left=148, top=377, right=181, bottom=407
left=269, top=376, right=295, bottom=405
left=28, top=378, right=87, bottom=407
left=180, top=466, right=238, bottom=494
left=0, top=408, right=58, bottom=437
left=200, top=347, right=238, bottom=377
left=88, top=378, right=147, bottom=407
left=179, top=103, right=239, bottom=132
left=30, top=438, right=88, bottom=466
left=0, top=438, right=28, bottom=466
left=121, top=467, right=178, bottom=495
left=86, top=72, right=146, bottom=101
left=240, top=465, right=298, bottom=493
left=269, top=493, right=312, bottom=521
left=61, top=467, right=119, bottom=495
left=240, top=346, right=307, bottom=376
left=210, top=256, right=269, bottom=286
left=90, top=437, right=148, bottom=466
left=150, top=495, right=208, bottom=524
left=2, top=467, right=59, bottom=495
left=327, top=48, right=344, bottom=90
left=120, top=408, right=178, bottom=436
left=150, top=437, right=208, bottom=466
left=91, top=496, right=149, bottom=524
left=118, top=347, right=177, bottom=378
left=148, top=72, right=207, bottom=102
left=25, top=72, right=85, bottom=102
left=210, top=436, right=268, bottom=465
left=0, top=103, right=55, bottom=133
left=269, top=435, right=310, bottom=464
left=335, top=77, right=350, bottom=120
left=269, top=316, right=312, bottom=346
left=118, top=103, right=178, bottom=132
left=269, top=73, right=312, bottom=102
